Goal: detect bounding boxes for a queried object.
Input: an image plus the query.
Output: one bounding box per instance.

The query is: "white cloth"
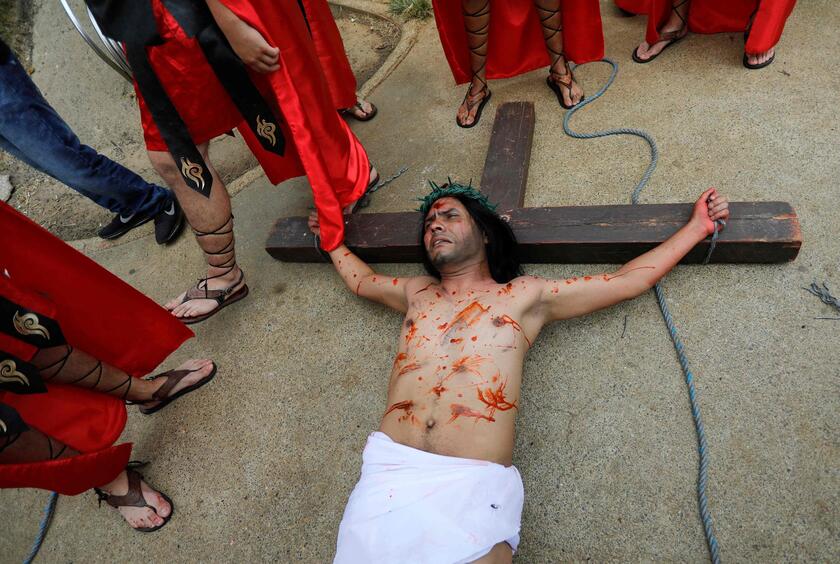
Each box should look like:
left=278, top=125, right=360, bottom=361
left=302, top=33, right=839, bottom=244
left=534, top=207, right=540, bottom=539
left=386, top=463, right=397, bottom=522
left=334, top=432, right=524, bottom=564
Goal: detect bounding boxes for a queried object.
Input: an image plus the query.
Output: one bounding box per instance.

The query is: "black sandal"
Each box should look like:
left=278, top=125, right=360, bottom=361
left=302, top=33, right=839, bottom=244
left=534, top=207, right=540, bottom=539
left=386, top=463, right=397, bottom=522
left=341, top=99, right=378, bottom=122
left=456, top=0, right=492, bottom=129
left=94, top=462, right=173, bottom=533
left=632, top=0, right=690, bottom=64
left=135, top=362, right=217, bottom=415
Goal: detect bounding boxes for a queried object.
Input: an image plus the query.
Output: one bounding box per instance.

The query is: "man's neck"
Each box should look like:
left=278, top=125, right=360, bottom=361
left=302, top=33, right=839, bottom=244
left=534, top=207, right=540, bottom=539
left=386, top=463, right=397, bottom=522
left=438, top=260, right=495, bottom=295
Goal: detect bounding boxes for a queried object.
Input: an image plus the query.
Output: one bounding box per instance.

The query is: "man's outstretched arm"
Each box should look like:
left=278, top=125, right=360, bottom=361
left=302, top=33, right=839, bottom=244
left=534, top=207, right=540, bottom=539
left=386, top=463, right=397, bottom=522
left=536, top=188, right=730, bottom=322
left=308, top=213, right=414, bottom=313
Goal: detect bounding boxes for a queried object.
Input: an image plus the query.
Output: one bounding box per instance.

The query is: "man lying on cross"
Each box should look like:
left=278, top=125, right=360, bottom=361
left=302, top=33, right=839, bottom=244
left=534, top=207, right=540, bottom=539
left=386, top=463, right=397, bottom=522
left=308, top=181, right=729, bottom=563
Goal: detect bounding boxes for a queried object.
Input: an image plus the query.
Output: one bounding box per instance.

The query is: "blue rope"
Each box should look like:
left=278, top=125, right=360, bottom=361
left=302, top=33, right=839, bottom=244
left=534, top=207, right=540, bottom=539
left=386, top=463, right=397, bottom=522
left=24, top=492, right=58, bottom=564
left=563, top=58, right=722, bottom=564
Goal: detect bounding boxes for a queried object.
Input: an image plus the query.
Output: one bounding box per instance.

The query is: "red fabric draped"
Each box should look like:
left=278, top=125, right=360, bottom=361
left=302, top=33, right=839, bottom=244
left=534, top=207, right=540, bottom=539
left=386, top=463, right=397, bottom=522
left=300, top=0, right=357, bottom=109
left=614, top=0, right=796, bottom=54
left=432, top=0, right=604, bottom=85
left=0, top=202, right=192, bottom=494
left=137, top=0, right=370, bottom=251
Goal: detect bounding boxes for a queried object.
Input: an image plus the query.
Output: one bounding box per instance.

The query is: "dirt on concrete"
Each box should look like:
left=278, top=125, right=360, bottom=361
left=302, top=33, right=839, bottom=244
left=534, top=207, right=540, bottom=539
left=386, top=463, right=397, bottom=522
left=0, top=0, right=398, bottom=241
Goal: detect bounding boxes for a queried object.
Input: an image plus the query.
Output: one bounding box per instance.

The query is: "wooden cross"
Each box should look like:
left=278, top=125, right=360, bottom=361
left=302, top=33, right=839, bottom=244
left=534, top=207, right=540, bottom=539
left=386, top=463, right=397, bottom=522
left=266, top=102, right=801, bottom=264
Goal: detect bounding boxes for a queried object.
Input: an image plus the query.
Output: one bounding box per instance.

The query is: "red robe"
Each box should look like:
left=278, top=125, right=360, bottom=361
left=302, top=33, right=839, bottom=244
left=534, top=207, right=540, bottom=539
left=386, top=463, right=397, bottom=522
left=614, top=0, right=796, bottom=55
left=300, top=0, right=357, bottom=110
left=0, top=203, right=192, bottom=495
left=433, top=0, right=604, bottom=85
left=137, top=0, right=369, bottom=251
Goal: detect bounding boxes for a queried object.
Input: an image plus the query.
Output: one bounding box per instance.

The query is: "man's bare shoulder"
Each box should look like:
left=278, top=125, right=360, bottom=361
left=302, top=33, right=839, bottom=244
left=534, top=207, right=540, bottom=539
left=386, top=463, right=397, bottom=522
left=403, top=275, right=442, bottom=295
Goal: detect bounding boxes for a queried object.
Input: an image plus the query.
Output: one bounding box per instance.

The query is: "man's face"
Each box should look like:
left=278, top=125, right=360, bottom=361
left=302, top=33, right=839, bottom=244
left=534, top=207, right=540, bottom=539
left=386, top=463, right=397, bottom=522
left=423, top=197, right=485, bottom=270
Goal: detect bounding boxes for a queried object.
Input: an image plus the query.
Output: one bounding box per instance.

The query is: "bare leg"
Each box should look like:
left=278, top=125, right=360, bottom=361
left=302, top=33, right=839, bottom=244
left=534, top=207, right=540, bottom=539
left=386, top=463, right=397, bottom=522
left=148, top=143, right=246, bottom=320
left=634, top=0, right=690, bottom=61
left=30, top=345, right=215, bottom=408
left=0, top=428, right=171, bottom=529
left=470, top=541, right=513, bottom=563
left=534, top=0, right=583, bottom=107
left=456, top=0, right=491, bottom=127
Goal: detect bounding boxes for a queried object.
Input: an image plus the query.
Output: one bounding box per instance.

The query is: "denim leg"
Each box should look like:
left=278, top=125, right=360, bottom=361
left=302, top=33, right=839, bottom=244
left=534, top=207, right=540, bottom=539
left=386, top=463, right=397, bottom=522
left=0, top=51, right=171, bottom=216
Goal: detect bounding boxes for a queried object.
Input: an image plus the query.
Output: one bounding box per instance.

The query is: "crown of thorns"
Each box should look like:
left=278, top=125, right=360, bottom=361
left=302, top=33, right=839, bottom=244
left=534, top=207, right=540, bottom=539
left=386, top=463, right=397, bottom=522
left=416, top=180, right=498, bottom=216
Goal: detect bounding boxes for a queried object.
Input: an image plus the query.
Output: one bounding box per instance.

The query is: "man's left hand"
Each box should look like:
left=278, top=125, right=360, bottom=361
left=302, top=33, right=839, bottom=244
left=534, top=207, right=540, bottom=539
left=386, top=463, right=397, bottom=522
left=691, top=187, right=730, bottom=237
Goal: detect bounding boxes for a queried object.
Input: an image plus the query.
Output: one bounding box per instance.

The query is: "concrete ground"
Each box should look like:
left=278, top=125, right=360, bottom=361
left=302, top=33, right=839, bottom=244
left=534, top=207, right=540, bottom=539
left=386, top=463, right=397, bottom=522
left=3, top=1, right=839, bottom=562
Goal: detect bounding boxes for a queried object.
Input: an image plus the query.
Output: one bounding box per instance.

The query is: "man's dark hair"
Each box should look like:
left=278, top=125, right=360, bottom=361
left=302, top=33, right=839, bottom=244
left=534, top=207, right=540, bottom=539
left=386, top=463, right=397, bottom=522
left=420, top=194, right=522, bottom=284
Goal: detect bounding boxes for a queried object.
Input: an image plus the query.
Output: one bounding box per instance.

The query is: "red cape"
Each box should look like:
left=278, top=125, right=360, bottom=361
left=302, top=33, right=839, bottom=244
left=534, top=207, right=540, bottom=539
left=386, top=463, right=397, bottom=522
left=433, top=0, right=604, bottom=85
left=614, top=0, right=796, bottom=54
left=137, top=0, right=369, bottom=251
left=0, top=203, right=192, bottom=494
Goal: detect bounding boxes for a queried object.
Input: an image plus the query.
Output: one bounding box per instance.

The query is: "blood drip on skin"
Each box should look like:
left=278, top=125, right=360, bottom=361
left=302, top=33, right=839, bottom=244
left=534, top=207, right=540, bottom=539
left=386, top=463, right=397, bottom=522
left=492, top=315, right=532, bottom=347
left=416, top=282, right=436, bottom=294
left=497, top=282, right=514, bottom=296
left=398, top=362, right=422, bottom=376
left=450, top=338, right=463, bottom=344
left=448, top=403, right=495, bottom=423
left=431, top=384, right=448, bottom=397
left=384, top=400, right=417, bottom=424
left=604, top=266, right=656, bottom=281
left=343, top=251, right=351, bottom=257
left=476, top=378, right=518, bottom=419
left=392, top=278, right=399, bottom=286
left=404, top=319, right=418, bottom=344
left=441, top=301, right=490, bottom=338
left=471, top=336, right=477, bottom=341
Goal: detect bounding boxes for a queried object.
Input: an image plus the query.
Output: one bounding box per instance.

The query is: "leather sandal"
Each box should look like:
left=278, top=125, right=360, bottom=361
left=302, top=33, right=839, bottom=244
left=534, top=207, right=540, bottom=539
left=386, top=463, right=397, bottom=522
left=94, top=462, right=173, bottom=533
left=135, top=362, right=217, bottom=415
left=632, top=0, right=690, bottom=64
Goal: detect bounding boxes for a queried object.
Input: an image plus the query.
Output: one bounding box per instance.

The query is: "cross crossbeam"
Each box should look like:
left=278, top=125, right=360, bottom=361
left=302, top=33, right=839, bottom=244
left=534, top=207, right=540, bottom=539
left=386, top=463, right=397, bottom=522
left=266, top=102, right=801, bottom=264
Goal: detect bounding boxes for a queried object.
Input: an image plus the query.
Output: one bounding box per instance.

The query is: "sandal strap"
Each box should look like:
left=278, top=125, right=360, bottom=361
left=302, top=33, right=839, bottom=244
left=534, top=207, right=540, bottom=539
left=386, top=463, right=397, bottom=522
left=462, top=0, right=490, bottom=94
left=148, top=369, right=194, bottom=401
left=182, top=269, right=245, bottom=305
left=96, top=467, right=147, bottom=509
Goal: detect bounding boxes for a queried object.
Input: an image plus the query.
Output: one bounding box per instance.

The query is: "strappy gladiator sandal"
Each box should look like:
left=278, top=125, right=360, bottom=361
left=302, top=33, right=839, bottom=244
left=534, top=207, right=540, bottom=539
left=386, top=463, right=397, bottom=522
left=546, top=59, right=583, bottom=110
left=456, top=0, right=492, bottom=129
left=174, top=214, right=249, bottom=325
left=95, top=462, right=174, bottom=533
left=133, top=362, right=218, bottom=415
left=632, top=0, right=690, bottom=64
left=536, top=1, right=583, bottom=109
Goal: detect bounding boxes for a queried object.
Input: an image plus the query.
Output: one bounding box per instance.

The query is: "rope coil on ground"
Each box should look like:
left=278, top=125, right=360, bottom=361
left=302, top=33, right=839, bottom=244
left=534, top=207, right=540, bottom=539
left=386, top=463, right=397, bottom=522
left=563, top=58, right=722, bottom=564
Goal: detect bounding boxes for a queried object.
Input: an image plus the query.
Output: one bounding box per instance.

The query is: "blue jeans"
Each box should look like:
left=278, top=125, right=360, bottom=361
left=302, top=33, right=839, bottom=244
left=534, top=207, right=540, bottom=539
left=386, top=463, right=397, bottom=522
left=0, top=49, right=170, bottom=217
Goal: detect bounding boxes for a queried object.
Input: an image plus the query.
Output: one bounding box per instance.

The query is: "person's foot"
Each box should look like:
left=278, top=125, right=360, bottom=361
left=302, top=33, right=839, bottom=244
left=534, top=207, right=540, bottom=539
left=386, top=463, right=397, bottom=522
left=456, top=82, right=490, bottom=127
left=97, top=470, right=172, bottom=531
left=98, top=209, right=156, bottom=240
left=164, top=266, right=246, bottom=320
left=744, top=48, right=775, bottom=68
left=342, top=96, right=378, bottom=121
left=548, top=61, right=584, bottom=108
left=633, top=10, right=688, bottom=62
left=135, top=358, right=216, bottom=411
left=153, top=197, right=185, bottom=245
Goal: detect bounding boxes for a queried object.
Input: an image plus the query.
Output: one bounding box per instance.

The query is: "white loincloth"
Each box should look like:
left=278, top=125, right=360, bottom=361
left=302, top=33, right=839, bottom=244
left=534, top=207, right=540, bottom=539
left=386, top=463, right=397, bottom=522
left=334, top=431, right=524, bottom=564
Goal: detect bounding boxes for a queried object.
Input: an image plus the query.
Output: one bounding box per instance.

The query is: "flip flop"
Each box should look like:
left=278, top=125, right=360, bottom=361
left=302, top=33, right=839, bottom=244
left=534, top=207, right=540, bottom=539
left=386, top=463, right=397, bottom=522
left=137, top=362, right=217, bottom=415
left=341, top=101, right=378, bottom=122
left=175, top=270, right=249, bottom=326
left=743, top=51, right=775, bottom=70
left=632, top=28, right=687, bottom=64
